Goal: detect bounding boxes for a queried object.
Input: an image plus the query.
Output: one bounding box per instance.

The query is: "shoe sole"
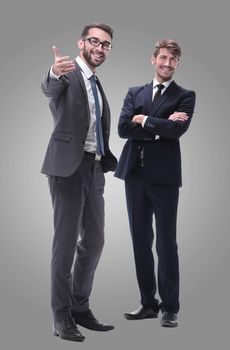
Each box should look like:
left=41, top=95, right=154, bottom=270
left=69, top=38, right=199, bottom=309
left=53, top=331, right=85, bottom=342
left=160, top=321, right=178, bottom=328
left=124, top=314, right=158, bottom=320
left=76, top=324, right=114, bottom=331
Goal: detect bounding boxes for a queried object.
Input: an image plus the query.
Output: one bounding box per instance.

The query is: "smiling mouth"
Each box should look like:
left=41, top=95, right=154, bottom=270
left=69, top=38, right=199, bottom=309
left=92, top=51, right=104, bottom=59
left=160, top=67, right=172, bottom=72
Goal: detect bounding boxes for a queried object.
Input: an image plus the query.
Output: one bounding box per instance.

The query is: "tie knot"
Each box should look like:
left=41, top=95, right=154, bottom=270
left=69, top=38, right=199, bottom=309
left=156, top=84, right=164, bottom=91
left=90, top=75, right=97, bottom=83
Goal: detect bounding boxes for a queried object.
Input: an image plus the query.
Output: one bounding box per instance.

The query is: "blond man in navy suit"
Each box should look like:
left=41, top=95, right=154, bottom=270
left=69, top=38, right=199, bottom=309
left=115, top=39, right=196, bottom=328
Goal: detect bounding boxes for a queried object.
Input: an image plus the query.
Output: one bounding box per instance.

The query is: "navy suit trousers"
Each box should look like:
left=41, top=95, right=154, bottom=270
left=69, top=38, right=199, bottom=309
left=125, top=170, right=180, bottom=313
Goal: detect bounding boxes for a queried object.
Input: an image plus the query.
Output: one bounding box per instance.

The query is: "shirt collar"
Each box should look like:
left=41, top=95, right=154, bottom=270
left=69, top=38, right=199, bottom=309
left=153, top=78, right=173, bottom=89
left=76, top=56, right=94, bottom=79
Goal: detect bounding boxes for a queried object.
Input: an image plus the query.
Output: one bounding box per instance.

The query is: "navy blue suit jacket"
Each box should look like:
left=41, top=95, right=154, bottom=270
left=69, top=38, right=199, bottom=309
left=115, top=81, right=196, bottom=186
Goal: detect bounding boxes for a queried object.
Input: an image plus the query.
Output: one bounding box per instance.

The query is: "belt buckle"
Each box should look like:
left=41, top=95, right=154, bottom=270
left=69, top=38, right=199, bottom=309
left=95, top=154, right=101, bottom=161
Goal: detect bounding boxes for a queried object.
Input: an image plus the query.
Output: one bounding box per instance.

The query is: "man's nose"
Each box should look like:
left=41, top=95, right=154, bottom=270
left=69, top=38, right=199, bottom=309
left=97, top=43, right=104, bottom=51
left=164, top=59, right=170, bottom=66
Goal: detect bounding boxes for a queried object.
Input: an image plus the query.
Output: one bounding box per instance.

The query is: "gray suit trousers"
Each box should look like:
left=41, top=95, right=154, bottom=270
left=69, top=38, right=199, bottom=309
left=48, top=155, right=105, bottom=322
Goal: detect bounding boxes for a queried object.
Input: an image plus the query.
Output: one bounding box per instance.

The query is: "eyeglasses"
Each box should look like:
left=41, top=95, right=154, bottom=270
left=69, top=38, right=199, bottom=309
left=83, top=37, right=113, bottom=50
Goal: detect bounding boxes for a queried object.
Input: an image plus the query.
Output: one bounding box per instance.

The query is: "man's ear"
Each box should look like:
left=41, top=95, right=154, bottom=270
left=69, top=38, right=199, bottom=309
left=78, top=39, right=84, bottom=50
left=151, top=54, right=156, bottom=66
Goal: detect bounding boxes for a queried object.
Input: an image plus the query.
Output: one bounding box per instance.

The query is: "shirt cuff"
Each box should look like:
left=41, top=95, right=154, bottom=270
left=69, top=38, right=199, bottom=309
left=142, top=116, right=148, bottom=127
left=50, top=66, right=61, bottom=79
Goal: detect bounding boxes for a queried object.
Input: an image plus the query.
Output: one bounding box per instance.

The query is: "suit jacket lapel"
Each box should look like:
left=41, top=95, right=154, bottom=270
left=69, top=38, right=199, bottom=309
left=95, top=77, right=108, bottom=109
left=151, top=80, right=178, bottom=115
left=73, top=62, right=88, bottom=97
left=72, top=62, right=92, bottom=127
left=95, top=77, right=111, bottom=143
left=143, top=82, right=153, bottom=116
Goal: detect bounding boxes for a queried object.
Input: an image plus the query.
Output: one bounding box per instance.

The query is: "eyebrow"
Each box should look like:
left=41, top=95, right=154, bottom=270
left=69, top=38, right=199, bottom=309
left=90, top=36, right=111, bottom=43
left=159, top=54, right=178, bottom=59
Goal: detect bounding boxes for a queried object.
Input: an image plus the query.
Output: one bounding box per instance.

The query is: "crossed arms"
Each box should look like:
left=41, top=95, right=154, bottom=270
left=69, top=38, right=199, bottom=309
left=118, top=88, right=196, bottom=140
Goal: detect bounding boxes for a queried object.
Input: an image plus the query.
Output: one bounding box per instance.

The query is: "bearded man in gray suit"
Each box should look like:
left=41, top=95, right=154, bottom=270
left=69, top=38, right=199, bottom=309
left=41, top=23, right=117, bottom=342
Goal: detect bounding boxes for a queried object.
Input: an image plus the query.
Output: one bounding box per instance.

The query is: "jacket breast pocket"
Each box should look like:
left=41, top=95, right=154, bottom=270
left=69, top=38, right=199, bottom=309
left=53, top=132, right=72, bottom=142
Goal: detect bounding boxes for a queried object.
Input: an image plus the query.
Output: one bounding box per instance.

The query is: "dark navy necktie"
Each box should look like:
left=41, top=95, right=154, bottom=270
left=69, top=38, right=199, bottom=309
left=89, top=75, right=105, bottom=156
left=152, top=84, right=164, bottom=105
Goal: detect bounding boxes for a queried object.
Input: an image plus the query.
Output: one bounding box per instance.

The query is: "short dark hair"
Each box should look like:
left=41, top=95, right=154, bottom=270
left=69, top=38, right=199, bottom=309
left=81, top=23, right=113, bottom=40
left=153, top=39, right=181, bottom=58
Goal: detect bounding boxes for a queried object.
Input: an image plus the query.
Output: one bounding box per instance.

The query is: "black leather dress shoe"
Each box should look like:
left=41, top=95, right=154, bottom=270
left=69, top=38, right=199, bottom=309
left=124, top=306, right=158, bottom=320
left=160, top=312, right=178, bottom=328
left=73, top=309, right=114, bottom=331
left=53, top=318, right=85, bottom=341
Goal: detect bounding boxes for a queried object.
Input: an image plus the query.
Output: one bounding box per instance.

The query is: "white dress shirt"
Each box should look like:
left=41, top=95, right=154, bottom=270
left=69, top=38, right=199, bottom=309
left=142, top=78, right=173, bottom=127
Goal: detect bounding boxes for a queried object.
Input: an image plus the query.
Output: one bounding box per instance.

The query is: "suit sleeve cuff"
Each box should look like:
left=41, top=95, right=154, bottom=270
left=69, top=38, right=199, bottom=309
left=50, top=65, right=62, bottom=79
left=142, top=116, right=149, bottom=127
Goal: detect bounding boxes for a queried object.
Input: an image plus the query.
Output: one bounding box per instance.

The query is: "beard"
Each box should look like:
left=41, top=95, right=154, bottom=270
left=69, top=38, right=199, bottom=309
left=82, top=47, right=105, bottom=69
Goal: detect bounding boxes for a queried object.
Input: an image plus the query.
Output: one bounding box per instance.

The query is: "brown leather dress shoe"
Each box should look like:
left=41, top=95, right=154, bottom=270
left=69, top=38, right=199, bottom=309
left=53, top=317, right=85, bottom=342
left=160, top=312, right=178, bottom=327
left=124, top=306, right=158, bottom=320
left=73, top=309, right=114, bottom=331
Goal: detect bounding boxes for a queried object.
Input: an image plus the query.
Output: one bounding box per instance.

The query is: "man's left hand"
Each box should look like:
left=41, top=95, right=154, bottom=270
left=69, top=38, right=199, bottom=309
left=132, top=114, right=145, bottom=124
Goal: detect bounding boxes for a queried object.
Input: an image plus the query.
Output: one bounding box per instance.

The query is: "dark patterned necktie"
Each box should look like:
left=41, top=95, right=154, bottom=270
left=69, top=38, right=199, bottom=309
left=89, top=75, right=105, bottom=156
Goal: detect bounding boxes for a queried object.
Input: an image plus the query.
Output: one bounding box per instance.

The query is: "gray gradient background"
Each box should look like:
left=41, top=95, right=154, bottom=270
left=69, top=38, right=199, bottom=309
left=0, top=0, right=229, bottom=349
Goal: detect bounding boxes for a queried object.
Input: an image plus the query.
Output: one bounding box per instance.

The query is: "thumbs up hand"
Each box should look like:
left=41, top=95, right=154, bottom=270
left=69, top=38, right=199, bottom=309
left=52, top=46, right=75, bottom=76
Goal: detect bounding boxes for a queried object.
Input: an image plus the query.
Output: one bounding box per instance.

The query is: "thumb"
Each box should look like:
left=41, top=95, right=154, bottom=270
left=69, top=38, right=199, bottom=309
left=52, top=45, right=61, bottom=59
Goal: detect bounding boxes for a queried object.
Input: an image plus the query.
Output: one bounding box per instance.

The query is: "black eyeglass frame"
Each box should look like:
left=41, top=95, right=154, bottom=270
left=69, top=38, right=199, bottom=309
left=83, top=37, right=113, bottom=50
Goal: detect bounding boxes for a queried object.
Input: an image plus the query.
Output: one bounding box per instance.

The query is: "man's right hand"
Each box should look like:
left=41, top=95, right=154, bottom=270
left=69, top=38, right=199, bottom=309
left=52, top=46, right=75, bottom=76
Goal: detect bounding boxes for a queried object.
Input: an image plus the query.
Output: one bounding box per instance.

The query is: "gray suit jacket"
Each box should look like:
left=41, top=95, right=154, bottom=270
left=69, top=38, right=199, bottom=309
left=41, top=62, right=117, bottom=176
